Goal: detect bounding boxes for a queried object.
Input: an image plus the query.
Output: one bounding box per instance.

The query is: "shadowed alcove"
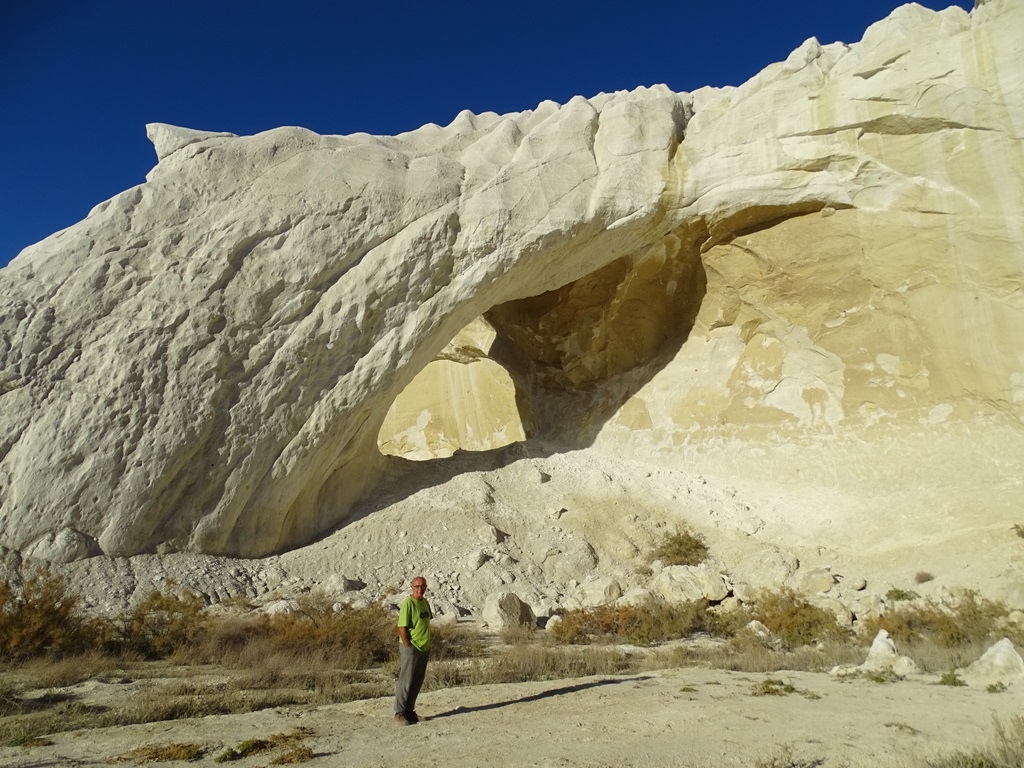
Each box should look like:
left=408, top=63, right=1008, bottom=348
left=376, top=229, right=707, bottom=460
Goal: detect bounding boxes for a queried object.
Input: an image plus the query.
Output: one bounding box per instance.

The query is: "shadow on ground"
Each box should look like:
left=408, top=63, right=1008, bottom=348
left=427, top=676, right=655, bottom=720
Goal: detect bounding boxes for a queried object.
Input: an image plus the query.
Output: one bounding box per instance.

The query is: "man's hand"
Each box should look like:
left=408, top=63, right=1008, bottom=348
left=398, top=626, right=412, bottom=648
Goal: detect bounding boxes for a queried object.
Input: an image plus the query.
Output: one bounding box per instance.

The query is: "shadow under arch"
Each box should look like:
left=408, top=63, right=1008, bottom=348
left=330, top=223, right=709, bottom=533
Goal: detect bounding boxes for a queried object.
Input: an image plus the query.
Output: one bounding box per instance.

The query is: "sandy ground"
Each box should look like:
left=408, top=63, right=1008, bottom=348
left=2, top=667, right=1021, bottom=768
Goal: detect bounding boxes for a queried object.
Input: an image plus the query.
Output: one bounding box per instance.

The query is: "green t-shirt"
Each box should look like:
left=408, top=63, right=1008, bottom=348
left=397, top=595, right=432, bottom=651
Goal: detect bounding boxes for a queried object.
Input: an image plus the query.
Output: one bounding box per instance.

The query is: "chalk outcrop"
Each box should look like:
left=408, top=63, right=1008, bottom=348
left=959, top=638, right=1024, bottom=687
left=832, top=629, right=919, bottom=678
left=1, top=0, right=1022, bottom=582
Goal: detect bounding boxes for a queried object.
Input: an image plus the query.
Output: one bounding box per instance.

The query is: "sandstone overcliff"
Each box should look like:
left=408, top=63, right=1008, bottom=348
left=0, top=0, right=1021, bottom=613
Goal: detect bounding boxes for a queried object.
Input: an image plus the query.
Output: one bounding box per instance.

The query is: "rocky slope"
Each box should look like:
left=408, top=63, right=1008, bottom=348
left=0, top=1, right=1022, bottom=617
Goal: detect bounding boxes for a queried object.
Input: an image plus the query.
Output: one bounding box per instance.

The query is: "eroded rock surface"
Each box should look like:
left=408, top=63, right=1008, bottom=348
left=0, top=0, right=1022, bottom=589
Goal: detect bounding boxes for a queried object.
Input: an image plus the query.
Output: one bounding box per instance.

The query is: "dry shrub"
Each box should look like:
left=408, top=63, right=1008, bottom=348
left=681, top=633, right=861, bottom=674
left=430, top=620, right=484, bottom=661
left=648, top=528, right=709, bottom=567
left=863, top=590, right=1016, bottom=648
left=0, top=681, right=21, bottom=718
left=0, top=572, right=104, bottom=660
left=486, top=645, right=633, bottom=683
left=924, top=715, right=1024, bottom=768
left=499, top=623, right=537, bottom=646
left=427, top=646, right=636, bottom=690
left=0, top=572, right=218, bottom=664
left=261, top=595, right=395, bottom=669
left=183, top=595, right=396, bottom=671
left=551, top=600, right=722, bottom=646
left=426, top=658, right=486, bottom=690
left=18, top=650, right=119, bottom=689
left=181, top=613, right=253, bottom=663
left=121, top=588, right=209, bottom=659
left=749, top=590, right=849, bottom=649
left=0, top=699, right=111, bottom=746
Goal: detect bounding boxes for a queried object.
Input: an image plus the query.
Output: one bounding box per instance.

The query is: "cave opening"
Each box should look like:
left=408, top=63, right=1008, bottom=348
left=376, top=229, right=708, bottom=460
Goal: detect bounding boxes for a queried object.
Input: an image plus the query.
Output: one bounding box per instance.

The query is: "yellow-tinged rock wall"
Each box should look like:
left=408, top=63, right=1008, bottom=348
left=2, top=0, right=1022, bottom=560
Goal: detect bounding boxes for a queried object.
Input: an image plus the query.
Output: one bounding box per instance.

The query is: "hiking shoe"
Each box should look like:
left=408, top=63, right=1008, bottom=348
left=407, top=710, right=420, bottom=723
left=394, top=712, right=411, bottom=725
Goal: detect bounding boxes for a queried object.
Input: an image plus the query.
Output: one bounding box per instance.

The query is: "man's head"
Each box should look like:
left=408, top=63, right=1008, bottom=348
left=411, top=576, right=427, bottom=597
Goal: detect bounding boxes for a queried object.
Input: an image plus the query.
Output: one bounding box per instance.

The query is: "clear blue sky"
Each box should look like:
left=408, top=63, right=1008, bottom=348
left=1, top=0, right=972, bottom=269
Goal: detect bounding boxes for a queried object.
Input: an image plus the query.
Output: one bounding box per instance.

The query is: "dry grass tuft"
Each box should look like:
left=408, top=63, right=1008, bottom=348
left=499, top=623, right=537, bottom=646
left=923, top=716, right=1024, bottom=768
left=886, top=587, right=920, bottom=602
left=116, top=742, right=205, bottom=762
left=429, top=620, right=485, bottom=662
left=271, top=746, right=315, bottom=764
left=755, top=745, right=825, bottom=768
left=751, top=678, right=797, bottom=696
left=19, top=651, right=120, bottom=689
left=215, top=729, right=314, bottom=764
left=648, top=528, right=710, bottom=567
left=937, top=670, right=967, bottom=687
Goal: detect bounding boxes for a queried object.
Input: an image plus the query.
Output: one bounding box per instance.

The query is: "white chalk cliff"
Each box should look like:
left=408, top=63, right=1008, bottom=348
left=1, top=0, right=1022, bottom=596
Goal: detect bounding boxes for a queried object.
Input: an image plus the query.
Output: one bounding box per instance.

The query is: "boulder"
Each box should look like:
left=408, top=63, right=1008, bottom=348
left=24, top=527, right=95, bottom=564
left=482, top=591, right=536, bottom=629
left=793, top=567, right=836, bottom=595
left=652, top=565, right=730, bottom=603
left=959, top=638, right=1024, bottom=687
left=809, top=595, right=853, bottom=627
left=260, top=598, right=300, bottom=616
left=846, top=592, right=884, bottom=622
left=731, top=549, right=799, bottom=593
left=576, top=576, right=623, bottom=607
left=616, top=588, right=657, bottom=607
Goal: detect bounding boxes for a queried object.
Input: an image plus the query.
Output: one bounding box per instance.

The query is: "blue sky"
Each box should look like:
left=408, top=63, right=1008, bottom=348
left=1, top=0, right=972, bottom=269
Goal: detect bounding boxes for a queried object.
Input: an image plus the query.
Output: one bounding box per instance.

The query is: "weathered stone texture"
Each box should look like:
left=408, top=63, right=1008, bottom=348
left=0, top=1, right=1021, bottom=563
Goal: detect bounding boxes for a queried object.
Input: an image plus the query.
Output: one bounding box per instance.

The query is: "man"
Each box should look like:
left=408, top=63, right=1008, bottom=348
left=394, top=575, right=432, bottom=725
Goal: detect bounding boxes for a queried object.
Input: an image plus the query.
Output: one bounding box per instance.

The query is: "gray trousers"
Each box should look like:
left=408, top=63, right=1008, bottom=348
left=394, top=644, right=430, bottom=714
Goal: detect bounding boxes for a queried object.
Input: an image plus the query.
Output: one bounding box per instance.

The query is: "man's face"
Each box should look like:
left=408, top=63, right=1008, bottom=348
left=411, top=579, right=427, bottom=597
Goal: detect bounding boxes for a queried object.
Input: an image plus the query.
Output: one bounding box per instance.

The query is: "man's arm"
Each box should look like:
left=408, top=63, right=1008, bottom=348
left=398, top=625, right=412, bottom=647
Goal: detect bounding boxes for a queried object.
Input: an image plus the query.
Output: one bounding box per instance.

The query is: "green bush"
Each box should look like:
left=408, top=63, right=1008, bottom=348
left=938, top=670, right=967, bottom=687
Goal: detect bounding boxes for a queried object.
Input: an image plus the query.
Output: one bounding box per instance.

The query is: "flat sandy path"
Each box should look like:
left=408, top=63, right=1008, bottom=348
left=2, top=668, right=1021, bottom=767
